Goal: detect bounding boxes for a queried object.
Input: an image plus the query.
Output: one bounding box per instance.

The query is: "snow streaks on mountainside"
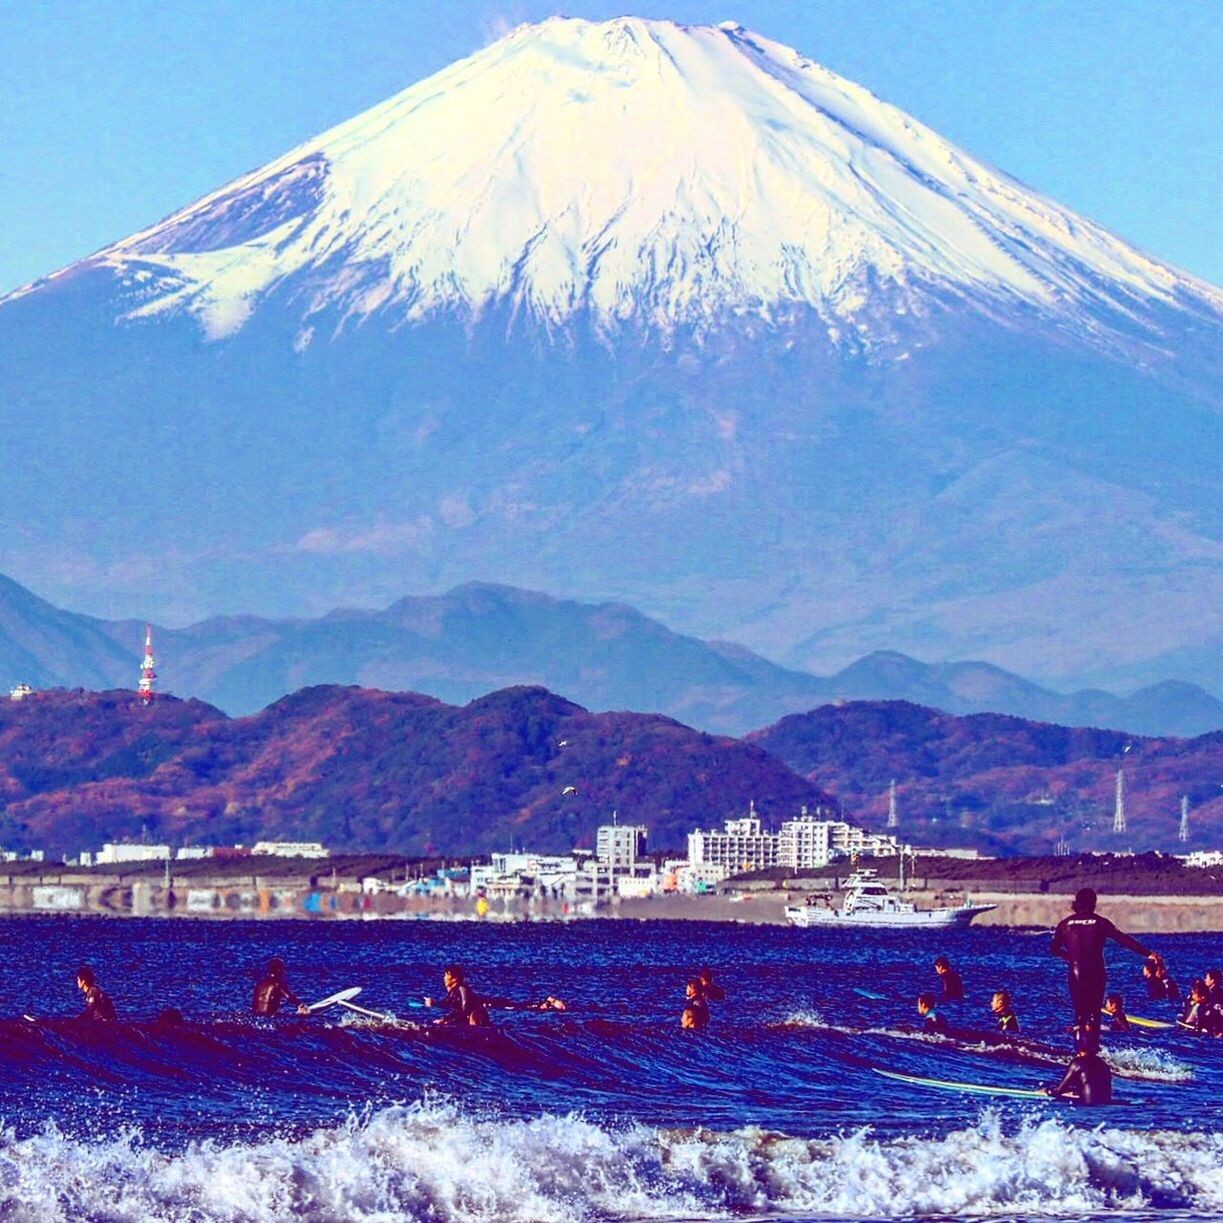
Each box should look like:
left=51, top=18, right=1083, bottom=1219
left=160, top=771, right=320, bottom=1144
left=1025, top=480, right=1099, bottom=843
left=9, top=18, right=1219, bottom=345
left=1, top=17, right=1220, bottom=696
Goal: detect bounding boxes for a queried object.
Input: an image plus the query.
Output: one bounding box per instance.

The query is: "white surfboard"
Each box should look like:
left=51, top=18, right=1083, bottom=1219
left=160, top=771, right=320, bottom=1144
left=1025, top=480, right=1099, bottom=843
left=306, top=986, right=362, bottom=1013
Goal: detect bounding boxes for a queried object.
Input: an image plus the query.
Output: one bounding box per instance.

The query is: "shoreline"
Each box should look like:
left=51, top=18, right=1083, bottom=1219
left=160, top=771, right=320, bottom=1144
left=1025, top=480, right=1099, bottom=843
left=4, top=869, right=1223, bottom=931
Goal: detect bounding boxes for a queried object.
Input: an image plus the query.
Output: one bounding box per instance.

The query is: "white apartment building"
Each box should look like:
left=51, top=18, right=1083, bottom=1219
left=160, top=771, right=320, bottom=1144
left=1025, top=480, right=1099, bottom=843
left=688, top=812, right=780, bottom=871
left=596, top=822, right=648, bottom=866
left=690, top=810, right=907, bottom=873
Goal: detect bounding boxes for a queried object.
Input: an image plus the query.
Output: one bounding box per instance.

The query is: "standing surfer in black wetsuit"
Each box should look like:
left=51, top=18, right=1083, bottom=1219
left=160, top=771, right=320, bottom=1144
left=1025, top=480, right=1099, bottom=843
left=424, top=965, right=492, bottom=1027
left=1049, top=888, right=1152, bottom=1028
left=933, top=956, right=964, bottom=1002
left=76, top=966, right=117, bottom=1021
left=1044, top=1028, right=1113, bottom=1105
left=252, top=957, right=309, bottom=1017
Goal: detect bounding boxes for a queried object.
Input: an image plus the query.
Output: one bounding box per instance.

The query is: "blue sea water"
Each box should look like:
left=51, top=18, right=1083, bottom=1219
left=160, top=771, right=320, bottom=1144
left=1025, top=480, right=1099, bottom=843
left=0, top=916, right=1220, bottom=1222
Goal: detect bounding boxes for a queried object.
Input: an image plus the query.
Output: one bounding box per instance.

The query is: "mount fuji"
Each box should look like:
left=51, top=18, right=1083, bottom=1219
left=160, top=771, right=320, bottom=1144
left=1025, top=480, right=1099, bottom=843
left=1, top=17, right=1220, bottom=691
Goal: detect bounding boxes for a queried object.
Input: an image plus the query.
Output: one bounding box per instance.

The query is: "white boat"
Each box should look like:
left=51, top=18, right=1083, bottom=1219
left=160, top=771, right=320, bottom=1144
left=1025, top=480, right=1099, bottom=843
left=785, top=869, right=995, bottom=928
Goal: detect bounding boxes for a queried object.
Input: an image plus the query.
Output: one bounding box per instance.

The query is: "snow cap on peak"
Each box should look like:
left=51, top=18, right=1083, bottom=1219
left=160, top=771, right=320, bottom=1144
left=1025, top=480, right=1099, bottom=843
left=50, top=13, right=1219, bottom=344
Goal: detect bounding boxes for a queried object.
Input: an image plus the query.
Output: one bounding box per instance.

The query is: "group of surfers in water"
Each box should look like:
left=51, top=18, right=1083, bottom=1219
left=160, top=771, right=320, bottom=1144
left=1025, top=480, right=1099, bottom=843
left=66, top=887, right=1216, bottom=1107
left=914, top=887, right=1222, bottom=1104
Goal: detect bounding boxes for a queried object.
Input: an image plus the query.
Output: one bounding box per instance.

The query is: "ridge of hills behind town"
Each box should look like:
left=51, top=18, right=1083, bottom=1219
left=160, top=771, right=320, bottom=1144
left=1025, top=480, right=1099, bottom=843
left=1, top=683, right=1219, bottom=862
left=2, top=572, right=1220, bottom=740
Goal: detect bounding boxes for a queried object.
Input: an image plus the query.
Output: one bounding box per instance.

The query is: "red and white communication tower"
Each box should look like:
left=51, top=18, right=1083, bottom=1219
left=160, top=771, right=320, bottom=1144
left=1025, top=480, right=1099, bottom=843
left=138, top=624, right=157, bottom=705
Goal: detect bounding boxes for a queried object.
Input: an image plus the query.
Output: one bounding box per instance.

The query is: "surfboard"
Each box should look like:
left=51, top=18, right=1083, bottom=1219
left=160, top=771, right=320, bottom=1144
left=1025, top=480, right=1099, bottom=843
left=306, top=986, right=362, bottom=1013
left=853, top=987, right=887, bottom=1000
left=1101, top=1009, right=1173, bottom=1030
left=338, top=998, right=400, bottom=1023
left=872, top=1066, right=1047, bottom=1099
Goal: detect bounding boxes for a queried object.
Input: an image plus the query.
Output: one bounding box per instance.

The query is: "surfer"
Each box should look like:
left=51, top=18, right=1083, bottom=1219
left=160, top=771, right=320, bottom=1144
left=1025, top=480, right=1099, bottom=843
left=1103, top=993, right=1131, bottom=1033
left=933, top=956, right=964, bottom=1002
left=990, top=990, right=1020, bottom=1035
left=697, top=966, right=726, bottom=1002
left=424, top=965, right=492, bottom=1027
left=1179, top=980, right=1222, bottom=1035
left=76, top=966, right=117, bottom=1021
left=1049, top=888, right=1152, bottom=1026
left=917, top=993, right=947, bottom=1034
left=252, top=957, right=309, bottom=1017
left=683, top=979, right=711, bottom=1030
left=1043, top=1028, right=1112, bottom=1105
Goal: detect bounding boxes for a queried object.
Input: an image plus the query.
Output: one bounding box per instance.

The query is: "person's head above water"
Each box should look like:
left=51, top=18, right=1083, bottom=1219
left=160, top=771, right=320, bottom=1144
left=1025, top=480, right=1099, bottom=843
left=1205, top=968, right=1221, bottom=990
left=933, top=956, right=951, bottom=973
left=680, top=1006, right=701, bottom=1030
left=1190, top=979, right=1208, bottom=1003
left=1105, top=993, right=1125, bottom=1012
left=266, top=957, right=286, bottom=980
left=917, top=992, right=937, bottom=1015
left=698, top=966, right=715, bottom=983
left=990, top=991, right=1011, bottom=1013
left=685, top=978, right=703, bottom=1000
left=75, top=965, right=97, bottom=990
left=443, top=964, right=464, bottom=989
left=1072, top=887, right=1097, bottom=914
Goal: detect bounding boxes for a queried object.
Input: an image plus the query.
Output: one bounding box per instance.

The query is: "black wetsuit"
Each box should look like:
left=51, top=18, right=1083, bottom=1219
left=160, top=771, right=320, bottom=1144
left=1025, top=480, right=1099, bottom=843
left=434, top=983, right=491, bottom=1027
left=698, top=978, right=726, bottom=1002
left=80, top=986, right=116, bottom=1021
left=938, top=969, right=964, bottom=1002
left=1050, top=912, right=1149, bottom=1026
left=995, top=1009, right=1020, bottom=1035
left=1106, top=1011, right=1131, bottom=1033
left=684, top=999, right=711, bottom=1030
left=922, top=1010, right=948, bottom=1034
left=253, top=976, right=301, bottom=1017
left=1049, top=1054, right=1112, bottom=1105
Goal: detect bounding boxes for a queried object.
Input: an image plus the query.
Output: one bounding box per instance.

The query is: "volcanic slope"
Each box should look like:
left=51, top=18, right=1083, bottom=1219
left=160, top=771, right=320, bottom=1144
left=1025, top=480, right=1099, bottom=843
left=1, top=17, right=1220, bottom=691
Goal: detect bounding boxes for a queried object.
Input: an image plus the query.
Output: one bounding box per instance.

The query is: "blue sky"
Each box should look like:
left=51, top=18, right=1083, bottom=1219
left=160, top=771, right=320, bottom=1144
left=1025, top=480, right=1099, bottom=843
left=1, top=0, right=1219, bottom=294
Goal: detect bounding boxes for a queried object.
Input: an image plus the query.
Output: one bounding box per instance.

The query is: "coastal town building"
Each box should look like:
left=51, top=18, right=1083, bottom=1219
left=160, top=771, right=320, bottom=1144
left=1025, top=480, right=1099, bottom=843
left=595, top=820, right=648, bottom=866
left=689, top=807, right=908, bottom=872
left=250, top=841, right=330, bottom=858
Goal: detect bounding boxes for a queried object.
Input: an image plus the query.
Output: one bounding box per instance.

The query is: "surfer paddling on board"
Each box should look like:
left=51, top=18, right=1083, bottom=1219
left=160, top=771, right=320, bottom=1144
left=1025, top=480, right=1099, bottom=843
left=1103, top=993, right=1131, bottom=1033
left=1050, top=888, right=1152, bottom=1028
left=253, top=957, right=309, bottom=1017
left=424, top=965, right=492, bottom=1027
left=76, top=966, right=117, bottom=1021
left=917, top=993, right=947, bottom=1034
left=1043, top=1027, right=1113, bottom=1105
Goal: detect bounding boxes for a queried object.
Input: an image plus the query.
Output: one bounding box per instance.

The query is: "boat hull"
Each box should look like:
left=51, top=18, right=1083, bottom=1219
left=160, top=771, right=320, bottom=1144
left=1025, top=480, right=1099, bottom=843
left=785, top=903, right=996, bottom=929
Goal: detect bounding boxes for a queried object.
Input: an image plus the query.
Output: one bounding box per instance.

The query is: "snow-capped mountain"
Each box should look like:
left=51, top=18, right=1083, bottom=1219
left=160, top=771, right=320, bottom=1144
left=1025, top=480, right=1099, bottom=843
left=11, top=17, right=1219, bottom=348
left=1, top=18, right=1220, bottom=693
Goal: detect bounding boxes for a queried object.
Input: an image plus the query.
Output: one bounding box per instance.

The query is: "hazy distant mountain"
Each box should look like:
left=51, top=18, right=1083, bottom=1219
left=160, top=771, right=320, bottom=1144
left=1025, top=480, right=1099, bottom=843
left=748, top=701, right=1223, bottom=856
left=1, top=18, right=1219, bottom=694
left=0, top=685, right=828, bottom=858
left=3, top=574, right=1221, bottom=737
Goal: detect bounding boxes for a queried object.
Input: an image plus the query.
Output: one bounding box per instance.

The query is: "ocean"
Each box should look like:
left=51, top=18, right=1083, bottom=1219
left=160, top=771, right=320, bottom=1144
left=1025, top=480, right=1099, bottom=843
left=0, top=916, right=1219, bottom=1222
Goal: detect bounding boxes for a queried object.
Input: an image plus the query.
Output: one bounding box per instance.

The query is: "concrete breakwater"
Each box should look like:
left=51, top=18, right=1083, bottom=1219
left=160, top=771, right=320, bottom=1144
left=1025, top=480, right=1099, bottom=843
left=5, top=868, right=1223, bottom=931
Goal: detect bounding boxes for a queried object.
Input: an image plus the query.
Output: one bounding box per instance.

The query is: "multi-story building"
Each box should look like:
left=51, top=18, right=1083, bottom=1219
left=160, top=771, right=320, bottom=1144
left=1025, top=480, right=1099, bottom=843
left=595, top=822, right=648, bottom=866
left=690, top=809, right=907, bottom=873
left=687, top=808, right=780, bottom=871
left=95, top=843, right=172, bottom=865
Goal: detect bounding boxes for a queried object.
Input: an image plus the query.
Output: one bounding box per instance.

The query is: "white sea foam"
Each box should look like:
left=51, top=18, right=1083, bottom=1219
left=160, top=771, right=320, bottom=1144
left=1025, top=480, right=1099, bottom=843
left=3, top=1104, right=1223, bottom=1222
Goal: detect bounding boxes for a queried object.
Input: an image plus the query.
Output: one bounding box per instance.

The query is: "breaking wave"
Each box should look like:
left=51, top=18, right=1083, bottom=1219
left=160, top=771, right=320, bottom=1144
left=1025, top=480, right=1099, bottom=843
left=3, top=1103, right=1223, bottom=1222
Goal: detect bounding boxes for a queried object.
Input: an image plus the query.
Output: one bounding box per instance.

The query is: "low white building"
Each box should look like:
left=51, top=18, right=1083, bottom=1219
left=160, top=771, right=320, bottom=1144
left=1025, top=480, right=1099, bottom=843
left=251, top=841, right=330, bottom=859
left=95, top=843, right=171, bottom=865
